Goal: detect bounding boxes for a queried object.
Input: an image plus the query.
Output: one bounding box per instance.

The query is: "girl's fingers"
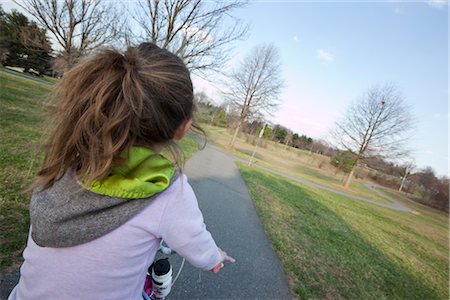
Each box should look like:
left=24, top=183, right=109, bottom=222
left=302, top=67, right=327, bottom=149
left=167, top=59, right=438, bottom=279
left=211, top=249, right=236, bottom=273
left=224, top=254, right=236, bottom=263
left=220, top=249, right=236, bottom=263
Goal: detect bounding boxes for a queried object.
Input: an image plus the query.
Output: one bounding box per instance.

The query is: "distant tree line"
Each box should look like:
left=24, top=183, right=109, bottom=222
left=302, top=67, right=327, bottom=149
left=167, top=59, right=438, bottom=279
left=408, top=167, right=449, bottom=212
left=195, top=92, right=449, bottom=213
left=331, top=152, right=449, bottom=212
left=194, top=92, right=319, bottom=153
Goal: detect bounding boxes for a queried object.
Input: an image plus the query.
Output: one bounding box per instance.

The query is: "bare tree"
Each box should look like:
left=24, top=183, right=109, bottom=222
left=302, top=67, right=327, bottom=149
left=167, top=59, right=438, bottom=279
left=226, top=44, right=283, bottom=148
left=332, top=83, right=414, bottom=188
left=16, top=0, right=124, bottom=70
left=133, top=0, right=248, bottom=74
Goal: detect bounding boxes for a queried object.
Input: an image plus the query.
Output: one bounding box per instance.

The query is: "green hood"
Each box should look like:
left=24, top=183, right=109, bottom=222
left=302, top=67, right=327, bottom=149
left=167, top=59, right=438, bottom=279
left=31, top=147, right=178, bottom=247
left=86, top=146, right=175, bottom=199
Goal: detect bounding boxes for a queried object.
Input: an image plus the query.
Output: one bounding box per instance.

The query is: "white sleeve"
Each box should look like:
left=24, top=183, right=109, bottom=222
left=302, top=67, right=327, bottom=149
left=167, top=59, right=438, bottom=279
left=157, top=175, right=222, bottom=270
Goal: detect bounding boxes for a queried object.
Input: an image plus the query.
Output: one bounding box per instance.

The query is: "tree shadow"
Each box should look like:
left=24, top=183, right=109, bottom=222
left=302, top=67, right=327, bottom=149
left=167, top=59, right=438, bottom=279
left=240, top=167, right=447, bottom=299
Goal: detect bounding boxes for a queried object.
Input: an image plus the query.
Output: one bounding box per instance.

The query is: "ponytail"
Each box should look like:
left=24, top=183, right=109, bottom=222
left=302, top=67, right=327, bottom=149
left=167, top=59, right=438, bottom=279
left=33, top=44, right=195, bottom=190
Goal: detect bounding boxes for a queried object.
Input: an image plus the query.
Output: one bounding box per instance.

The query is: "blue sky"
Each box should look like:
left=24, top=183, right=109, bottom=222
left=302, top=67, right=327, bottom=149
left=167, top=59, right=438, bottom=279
left=2, top=0, right=448, bottom=176
left=196, top=0, right=448, bottom=176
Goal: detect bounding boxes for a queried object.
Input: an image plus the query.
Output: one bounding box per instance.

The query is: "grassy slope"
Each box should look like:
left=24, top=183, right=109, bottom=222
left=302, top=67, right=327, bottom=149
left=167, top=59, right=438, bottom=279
left=238, top=163, right=449, bottom=299
left=0, top=72, right=199, bottom=275
left=0, top=72, right=52, bottom=273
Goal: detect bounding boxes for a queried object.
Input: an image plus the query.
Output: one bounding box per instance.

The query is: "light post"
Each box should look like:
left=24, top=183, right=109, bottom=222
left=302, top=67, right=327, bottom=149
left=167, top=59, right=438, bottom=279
left=248, top=123, right=266, bottom=166
left=399, top=163, right=412, bottom=192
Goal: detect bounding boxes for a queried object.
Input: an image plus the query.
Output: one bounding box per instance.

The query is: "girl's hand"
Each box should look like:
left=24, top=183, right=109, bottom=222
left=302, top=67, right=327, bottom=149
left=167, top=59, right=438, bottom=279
left=220, top=249, right=236, bottom=263
left=211, top=248, right=236, bottom=273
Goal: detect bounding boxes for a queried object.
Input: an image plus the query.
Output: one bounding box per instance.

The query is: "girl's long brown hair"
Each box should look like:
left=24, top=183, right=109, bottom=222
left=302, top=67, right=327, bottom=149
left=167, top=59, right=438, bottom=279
left=34, top=43, right=197, bottom=190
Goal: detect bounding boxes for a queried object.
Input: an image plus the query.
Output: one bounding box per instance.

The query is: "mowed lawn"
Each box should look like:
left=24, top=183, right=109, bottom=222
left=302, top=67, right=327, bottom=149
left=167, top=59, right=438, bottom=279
left=0, top=72, right=199, bottom=275
left=238, top=164, right=449, bottom=299
left=0, top=72, right=53, bottom=273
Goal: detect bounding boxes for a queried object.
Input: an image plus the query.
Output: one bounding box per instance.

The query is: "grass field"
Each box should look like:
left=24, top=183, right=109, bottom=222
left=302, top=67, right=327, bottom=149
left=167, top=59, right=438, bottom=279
left=0, top=72, right=53, bottom=274
left=238, top=164, right=449, bottom=299
left=0, top=72, right=199, bottom=275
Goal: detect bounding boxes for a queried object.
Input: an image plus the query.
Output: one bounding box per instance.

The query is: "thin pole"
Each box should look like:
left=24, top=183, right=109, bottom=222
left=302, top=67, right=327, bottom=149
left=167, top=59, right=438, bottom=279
left=249, top=123, right=266, bottom=166
left=399, top=164, right=410, bottom=192
left=283, top=136, right=289, bottom=152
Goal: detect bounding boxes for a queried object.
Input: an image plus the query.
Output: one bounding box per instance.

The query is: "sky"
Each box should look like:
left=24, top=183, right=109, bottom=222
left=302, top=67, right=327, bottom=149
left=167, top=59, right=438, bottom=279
left=1, top=0, right=448, bottom=176
left=194, top=0, right=448, bottom=177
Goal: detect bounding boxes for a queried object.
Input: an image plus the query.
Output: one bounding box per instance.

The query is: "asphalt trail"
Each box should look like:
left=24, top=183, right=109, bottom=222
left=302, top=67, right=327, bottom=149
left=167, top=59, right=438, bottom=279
left=167, top=143, right=293, bottom=299
left=230, top=154, right=411, bottom=213
left=0, top=68, right=55, bottom=86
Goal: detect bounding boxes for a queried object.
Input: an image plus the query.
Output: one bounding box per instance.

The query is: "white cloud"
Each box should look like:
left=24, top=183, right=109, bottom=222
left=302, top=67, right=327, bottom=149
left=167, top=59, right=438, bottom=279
left=316, top=48, right=334, bottom=63
left=425, top=0, right=448, bottom=9
left=292, top=35, right=300, bottom=43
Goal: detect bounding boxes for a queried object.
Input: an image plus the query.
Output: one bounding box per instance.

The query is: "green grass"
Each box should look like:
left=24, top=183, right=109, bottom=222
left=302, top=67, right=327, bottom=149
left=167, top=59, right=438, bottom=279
left=178, top=135, right=201, bottom=159
left=0, top=72, right=53, bottom=274
left=0, top=72, right=199, bottom=275
left=238, top=163, right=449, bottom=299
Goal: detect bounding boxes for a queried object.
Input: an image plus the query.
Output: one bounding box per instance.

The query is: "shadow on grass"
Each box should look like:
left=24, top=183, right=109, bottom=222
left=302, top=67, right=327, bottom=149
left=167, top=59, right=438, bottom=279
left=239, top=166, right=445, bottom=299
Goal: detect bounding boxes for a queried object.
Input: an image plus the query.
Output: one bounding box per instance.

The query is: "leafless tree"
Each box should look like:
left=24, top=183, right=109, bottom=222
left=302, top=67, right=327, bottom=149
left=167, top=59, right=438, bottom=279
left=16, top=0, right=124, bottom=70
left=332, top=83, right=414, bottom=188
left=132, top=0, right=248, bottom=74
left=226, top=44, right=283, bottom=148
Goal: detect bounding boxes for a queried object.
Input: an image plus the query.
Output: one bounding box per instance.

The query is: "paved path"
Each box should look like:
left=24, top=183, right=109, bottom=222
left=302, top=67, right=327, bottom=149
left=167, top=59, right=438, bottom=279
left=231, top=156, right=411, bottom=213
left=167, top=143, right=292, bottom=299
left=0, top=68, right=55, bottom=86
left=362, top=183, right=410, bottom=211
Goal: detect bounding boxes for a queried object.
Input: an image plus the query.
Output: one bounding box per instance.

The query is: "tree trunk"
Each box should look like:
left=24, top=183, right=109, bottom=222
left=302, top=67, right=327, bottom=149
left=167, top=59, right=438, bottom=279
left=230, top=120, right=243, bottom=148
left=283, top=139, right=289, bottom=152
left=399, top=166, right=410, bottom=192
left=343, top=167, right=355, bottom=188
left=399, top=174, right=407, bottom=192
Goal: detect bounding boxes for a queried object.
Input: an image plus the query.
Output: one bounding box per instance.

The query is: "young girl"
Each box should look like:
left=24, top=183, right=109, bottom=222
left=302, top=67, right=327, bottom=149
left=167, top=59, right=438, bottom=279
left=8, top=43, right=234, bottom=300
